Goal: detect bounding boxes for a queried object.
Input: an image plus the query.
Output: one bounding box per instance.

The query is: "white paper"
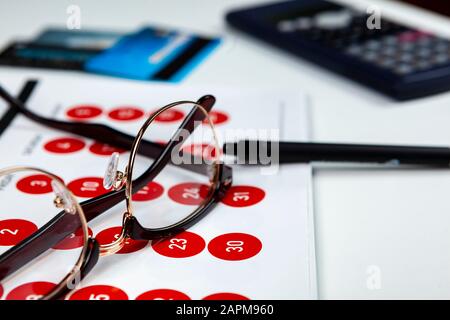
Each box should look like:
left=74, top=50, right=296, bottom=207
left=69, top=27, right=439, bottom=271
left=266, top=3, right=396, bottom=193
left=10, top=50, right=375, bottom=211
left=0, top=75, right=316, bottom=300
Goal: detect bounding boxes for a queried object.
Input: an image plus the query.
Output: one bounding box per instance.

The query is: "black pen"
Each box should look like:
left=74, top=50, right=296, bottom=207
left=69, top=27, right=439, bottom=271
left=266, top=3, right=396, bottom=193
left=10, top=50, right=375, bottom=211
left=223, top=140, right=450, bottom=167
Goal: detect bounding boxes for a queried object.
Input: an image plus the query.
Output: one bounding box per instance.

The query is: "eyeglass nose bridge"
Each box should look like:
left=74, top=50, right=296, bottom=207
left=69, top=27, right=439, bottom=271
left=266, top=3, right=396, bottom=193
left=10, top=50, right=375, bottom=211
left=51, top=179, right=77, bottom=214
left=103, top=152, right=127, bottom=191
left=111, top=170, right=127, bottom=190
left=99, top=211, right=132, bottom=256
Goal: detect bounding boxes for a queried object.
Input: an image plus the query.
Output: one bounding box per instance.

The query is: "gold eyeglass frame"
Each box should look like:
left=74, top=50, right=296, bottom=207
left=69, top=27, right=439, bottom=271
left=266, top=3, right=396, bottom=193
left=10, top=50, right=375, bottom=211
left=98, top=101, right=222, bottom=256
left=0, top=166, right=90, bottom=300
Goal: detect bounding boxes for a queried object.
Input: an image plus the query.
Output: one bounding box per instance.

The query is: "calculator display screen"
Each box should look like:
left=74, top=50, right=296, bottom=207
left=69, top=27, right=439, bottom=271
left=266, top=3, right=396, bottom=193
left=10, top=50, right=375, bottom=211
left=396, top=0, right=450, bottom=18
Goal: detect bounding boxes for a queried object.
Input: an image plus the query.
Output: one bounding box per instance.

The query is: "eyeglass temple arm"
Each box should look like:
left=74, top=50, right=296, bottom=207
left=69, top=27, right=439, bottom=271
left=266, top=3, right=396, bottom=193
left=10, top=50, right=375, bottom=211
left=0, top=211, right=80, bottom=282
left=0, top=95, right=216, bottom=280
left=0, top=85, right=211, bottom=176
left=132, top=95, right=217, bottom=192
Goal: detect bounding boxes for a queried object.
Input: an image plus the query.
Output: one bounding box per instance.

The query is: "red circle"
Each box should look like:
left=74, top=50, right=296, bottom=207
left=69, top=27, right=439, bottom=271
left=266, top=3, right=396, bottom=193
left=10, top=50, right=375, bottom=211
left=6, top=281, right=56, bottom=300
left=95, top=226, right=148, bottom=254
left=89, top=142, right=125, bottom=156
left=136, top=289, right=190, bottom=300
left=208, top=233, right=262, bottom=261
left=0, top=284, right=3, bottom=299
left=16, top=174, right=54, bottom=195
left=108, top=107, right=144, bottom=121
left=132, top=181, right=164, bottom=202
left=153, top=109, right=184, bottom=123
left=68, top=285, right=128, bottom=300
left=152, top=231, right=205, bottom=258
left=204, top=110, right=229, bottom=125
left=68, top=177, right=108, bottom=198
left=0, top=219, right=38, bottom=246
left=53, top=227, right=93, bottom=250
left=203, top=293, right=249, bottom=300
left=44, top=137, right=86, bottom=154
left=66, top=105, right=103, bottom=120
left=221, top=185, right=265, bottom=208
left=182, top=143, right=219, bottom=160
left=168, top=183, right=211, bottom=206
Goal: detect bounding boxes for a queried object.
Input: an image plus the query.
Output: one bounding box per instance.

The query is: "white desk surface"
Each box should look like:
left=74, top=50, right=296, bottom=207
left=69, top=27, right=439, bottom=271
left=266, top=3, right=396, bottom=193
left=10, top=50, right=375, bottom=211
left=1, top=0, right=450, bottom=299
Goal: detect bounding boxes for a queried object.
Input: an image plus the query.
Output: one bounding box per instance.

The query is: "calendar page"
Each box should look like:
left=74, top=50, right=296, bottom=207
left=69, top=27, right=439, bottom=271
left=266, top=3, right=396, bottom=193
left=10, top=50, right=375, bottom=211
left=0, top=73, right=316, bottom=300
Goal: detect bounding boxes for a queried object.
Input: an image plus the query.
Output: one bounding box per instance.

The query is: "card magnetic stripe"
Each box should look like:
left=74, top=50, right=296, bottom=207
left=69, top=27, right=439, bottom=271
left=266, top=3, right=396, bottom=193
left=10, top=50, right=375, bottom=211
left=152, top=37, right=220, bottom=81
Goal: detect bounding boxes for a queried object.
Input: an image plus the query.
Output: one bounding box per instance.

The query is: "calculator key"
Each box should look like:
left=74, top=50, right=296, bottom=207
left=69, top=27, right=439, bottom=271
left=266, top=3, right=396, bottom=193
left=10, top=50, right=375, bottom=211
left=382, top=35, right=397, bottom=45
left=208, top=233, right=262, bottom=261
left=6, top=282, right=56, bottom=300
left=378, top=58, right=396, bottom=69
left=0, top=219, right=38, bottom=246
left=152, top=231, right=205, bottom=258
left=136, top=289, right=190, bottom=300
left=417, top=37, right=432, bottom=46
left=434, top=54, right=450, bottom=65
left=203, top=293, right=250, bottom=300
left=398, top=53, right=414, bottom=63
left=365, top=40, right=381, bottom=50
left=416, top=60, right=432, bottom=70
left=417, top=48, right=432, bottom=58
left=435, top=41, right=449, bottom=52
left=68, top=285, right=128, bottom=300
left=395, top=64, right=415, bottom=75
left=361, top=51, right=378, bottom=62
left=381, top=46, right=397, bottom=57
left=399, top=42, right=414, bottom=51
left=315, top=9, right=353, bottom=29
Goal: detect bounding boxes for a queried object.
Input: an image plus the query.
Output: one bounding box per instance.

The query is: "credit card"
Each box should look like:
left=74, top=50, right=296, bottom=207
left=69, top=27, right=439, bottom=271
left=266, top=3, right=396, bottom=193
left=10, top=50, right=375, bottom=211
left=0, top=28, right=125, bottom=70
left=84, top=27, right=221, bottom=82
left=34, top=28, right=124, bottom=50
left=0, top=27, right=220, bottom=82
left=0, top=42, right=99, bottom=70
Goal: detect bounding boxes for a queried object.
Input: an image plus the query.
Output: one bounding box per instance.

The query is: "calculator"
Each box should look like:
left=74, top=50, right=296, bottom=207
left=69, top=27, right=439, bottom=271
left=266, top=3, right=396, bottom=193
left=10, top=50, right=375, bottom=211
left=226, top=0, right=450, bottom=100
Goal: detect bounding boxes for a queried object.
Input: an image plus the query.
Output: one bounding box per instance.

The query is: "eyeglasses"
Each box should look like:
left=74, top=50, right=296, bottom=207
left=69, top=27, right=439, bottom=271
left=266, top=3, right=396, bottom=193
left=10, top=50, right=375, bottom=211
left=0, top=84, right=232, bottom=299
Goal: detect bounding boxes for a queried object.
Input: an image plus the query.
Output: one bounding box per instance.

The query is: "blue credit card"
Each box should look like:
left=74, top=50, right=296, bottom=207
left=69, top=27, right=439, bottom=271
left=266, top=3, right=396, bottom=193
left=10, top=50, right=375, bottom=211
left=84, top=27, right=221, bottom=82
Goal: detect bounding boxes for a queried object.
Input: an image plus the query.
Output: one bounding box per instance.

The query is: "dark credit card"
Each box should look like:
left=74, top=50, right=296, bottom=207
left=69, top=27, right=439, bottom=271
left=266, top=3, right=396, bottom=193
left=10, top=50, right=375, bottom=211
left=0, top=28, right=125, bottom=70
left=85, top=27, right=221, bottom=82
left=0, top=42, right=100, bottom=70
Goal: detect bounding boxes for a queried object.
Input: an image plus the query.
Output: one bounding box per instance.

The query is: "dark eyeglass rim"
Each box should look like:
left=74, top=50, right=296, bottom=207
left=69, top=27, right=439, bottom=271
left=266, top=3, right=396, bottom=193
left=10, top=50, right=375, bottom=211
left=0, top=82, right=232, bottom=300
